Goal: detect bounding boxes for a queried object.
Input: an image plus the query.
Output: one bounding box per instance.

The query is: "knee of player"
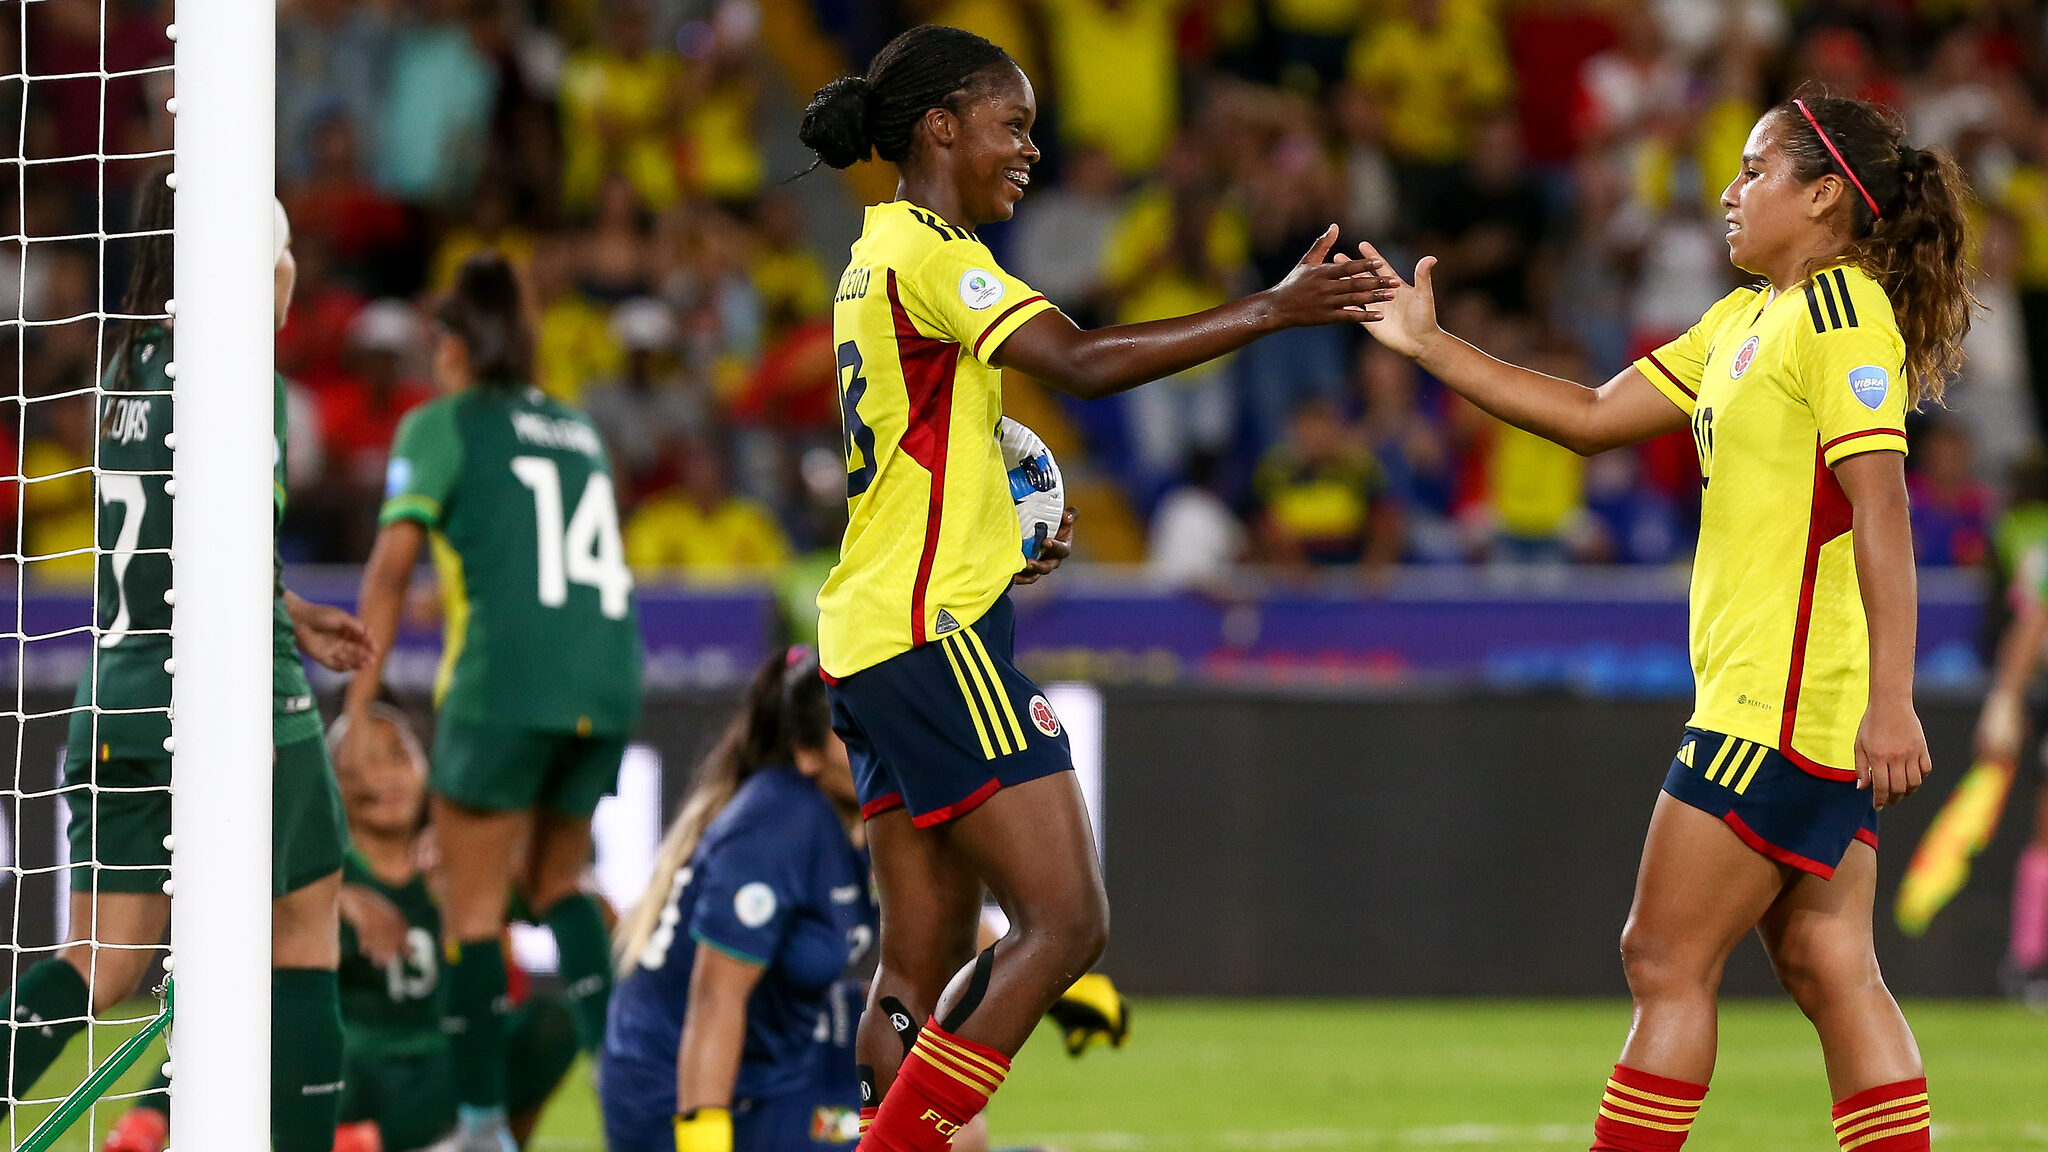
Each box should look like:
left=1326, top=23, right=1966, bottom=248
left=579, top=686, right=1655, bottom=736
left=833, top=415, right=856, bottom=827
left=1616, top=922, right=1709, bottom=997
left=1014, top=889, right=1109, bottom=974
left=1768, top=938, right=1881, bottom=1014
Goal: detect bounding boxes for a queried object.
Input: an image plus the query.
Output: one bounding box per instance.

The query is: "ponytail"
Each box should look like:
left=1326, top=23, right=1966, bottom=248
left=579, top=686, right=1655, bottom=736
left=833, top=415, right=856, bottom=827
left=108, top=166, right=175, bottom=393
left=1774, top=90, right=1976, bottom=407
left=613, top=646, right=831, bottom=974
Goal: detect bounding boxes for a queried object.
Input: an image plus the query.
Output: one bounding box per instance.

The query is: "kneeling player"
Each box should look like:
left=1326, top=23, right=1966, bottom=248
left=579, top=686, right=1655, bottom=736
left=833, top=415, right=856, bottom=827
left=328, top=703, right=579, bottom=1152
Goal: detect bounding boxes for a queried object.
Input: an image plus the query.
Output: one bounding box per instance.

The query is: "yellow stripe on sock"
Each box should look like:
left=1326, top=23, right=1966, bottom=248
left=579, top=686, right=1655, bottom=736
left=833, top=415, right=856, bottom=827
left=1837, top=1104, right=1932, bottom=1142
left=1840, top=1115, right=1931, bottom=1152
left=912, top=1037, right=999, bottom=1095
left=948, top=634, right=1015, bottom=757
left=1601, top=1092, right=1700, bottom=1121
left=1733, top=743, right=1771, bottom=794
left=922, top=1030, right=1009, bottom=1083
left=938, top=637, right=1000, bottom=759
left=960, top=627, right=1028, bottom=748
left=1597, top=1107, right=1693, bottom=1134
left=1603, top=1080, right=1706, bottom=1109
left=1833, top=1093, right=1931, bottom=1128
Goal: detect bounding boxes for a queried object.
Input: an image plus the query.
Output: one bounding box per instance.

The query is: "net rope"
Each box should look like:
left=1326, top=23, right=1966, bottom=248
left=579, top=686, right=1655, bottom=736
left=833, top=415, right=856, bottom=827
left=3, top=0, right=177, bottom=1144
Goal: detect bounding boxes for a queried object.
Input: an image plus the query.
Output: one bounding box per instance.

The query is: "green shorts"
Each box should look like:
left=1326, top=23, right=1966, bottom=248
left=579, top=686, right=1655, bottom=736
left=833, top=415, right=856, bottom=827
left=64, top=735, right=346, bottom=897
left=431, top=720, right=627, bottom=817
left=341, top=996, right=578, bottom=1152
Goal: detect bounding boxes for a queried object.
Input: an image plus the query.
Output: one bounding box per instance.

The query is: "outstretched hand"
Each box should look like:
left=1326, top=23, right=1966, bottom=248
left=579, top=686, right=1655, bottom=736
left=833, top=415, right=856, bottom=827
left=288, top=591, right=377, bottom=672
left=1339, top=242, right=1443, bottom=361
left=1259, top=225, right=1400, bottom=329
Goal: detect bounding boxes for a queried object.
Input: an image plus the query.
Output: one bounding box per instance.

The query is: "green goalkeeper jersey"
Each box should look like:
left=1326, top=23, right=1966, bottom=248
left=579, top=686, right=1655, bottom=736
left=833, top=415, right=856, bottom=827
left=380, top=386, right=642, bottom=735
left=67, top=328, right=320, bottom=763
left=338, top=850, right=446, bottom=1056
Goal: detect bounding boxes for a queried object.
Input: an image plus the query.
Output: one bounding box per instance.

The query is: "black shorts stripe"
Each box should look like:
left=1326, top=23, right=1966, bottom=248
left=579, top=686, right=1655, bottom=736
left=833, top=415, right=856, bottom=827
left=1831, top=269, right=1857, bottom=327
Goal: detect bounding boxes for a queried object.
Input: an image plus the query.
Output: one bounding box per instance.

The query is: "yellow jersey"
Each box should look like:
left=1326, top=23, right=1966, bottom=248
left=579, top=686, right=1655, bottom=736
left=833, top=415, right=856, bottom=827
left=817, top=201, right=1057, bottom=678
left=1636, top=265, right=1908, bottom=779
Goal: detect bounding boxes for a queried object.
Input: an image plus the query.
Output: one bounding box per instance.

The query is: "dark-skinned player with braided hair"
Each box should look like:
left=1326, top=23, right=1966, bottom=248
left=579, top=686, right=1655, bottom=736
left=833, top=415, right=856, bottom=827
left=1353, top=90, right=1971, bottom=1152
left=780, top=24, right=1395, bottom=1152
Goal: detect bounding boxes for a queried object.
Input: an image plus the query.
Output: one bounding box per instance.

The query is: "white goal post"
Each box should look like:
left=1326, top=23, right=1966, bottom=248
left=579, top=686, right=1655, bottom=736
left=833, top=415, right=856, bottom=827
left=167, top=0, right=276, bottom=1147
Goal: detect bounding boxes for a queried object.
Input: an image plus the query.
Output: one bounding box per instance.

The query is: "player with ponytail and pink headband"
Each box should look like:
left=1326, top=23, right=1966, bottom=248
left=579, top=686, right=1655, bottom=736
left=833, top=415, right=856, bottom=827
left=1354, top=89, right=1973, bottom=1152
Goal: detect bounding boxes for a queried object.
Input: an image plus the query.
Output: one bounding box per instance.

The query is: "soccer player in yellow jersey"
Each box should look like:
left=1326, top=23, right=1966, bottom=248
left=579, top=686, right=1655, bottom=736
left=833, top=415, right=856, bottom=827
left=1356, top=92, right=1972, bottom=1152
left=784, top=24, right=1391, bottom=1152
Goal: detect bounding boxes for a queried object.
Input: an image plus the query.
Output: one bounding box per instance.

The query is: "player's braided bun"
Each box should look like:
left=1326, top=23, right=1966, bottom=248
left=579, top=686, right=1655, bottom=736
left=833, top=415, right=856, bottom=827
left=436, top=252, right=532, bottom=387
left=799, top=76, right=875, bottom=169
left=798, top=24, right=1012, bottom=169
left=1776, top=88, right=1975, bottom=406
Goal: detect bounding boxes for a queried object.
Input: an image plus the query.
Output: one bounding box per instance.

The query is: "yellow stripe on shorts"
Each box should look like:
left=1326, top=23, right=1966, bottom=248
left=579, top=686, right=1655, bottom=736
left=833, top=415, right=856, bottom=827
left=960, top=626, right=1028, bottom=749
left=938, top=636, right=1001, bottom=759
left=1732, top=743, right=1770, bottom=794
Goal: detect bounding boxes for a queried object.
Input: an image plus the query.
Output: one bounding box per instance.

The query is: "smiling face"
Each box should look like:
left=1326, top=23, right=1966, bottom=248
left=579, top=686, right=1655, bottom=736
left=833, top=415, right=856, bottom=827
left=1720, top=113, right=1847, bottom=281
left=929, top=63, right=1040, bottom=224
left=338, top=716, right=427, bottom=839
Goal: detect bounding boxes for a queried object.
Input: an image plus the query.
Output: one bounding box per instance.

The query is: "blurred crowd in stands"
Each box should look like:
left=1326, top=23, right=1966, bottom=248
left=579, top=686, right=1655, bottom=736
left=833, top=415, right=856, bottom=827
left=12, top=0, right=2048, bottom=589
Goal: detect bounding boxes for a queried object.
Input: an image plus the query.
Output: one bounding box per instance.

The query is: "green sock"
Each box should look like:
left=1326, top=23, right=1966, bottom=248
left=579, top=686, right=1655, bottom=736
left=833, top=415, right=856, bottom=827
left=543, top=893, right=613, bottom=1052
left=445, top=937, right=509, bottom=1109
left=0, top=959, right=91, bottom=1115
left=271, top=968, right=343, bottom=1152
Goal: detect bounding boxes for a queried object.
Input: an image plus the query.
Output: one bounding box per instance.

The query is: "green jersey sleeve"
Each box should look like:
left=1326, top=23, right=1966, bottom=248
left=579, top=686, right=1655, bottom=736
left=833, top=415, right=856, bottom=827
left=381, top=399, right=464, bottom=528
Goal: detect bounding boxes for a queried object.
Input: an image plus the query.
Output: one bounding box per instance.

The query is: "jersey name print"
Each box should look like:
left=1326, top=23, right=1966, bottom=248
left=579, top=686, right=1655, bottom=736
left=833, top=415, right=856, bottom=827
left=1635, top=265, right=1908, bottom=778
left=381, top=388, right=643, bottom=734
left=816, top=201, right=1057, bottom=679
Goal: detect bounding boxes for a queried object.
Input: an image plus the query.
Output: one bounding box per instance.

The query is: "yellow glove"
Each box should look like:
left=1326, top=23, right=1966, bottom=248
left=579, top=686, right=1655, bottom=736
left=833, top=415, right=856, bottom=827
left=674, top=1108, right=733, bottom=1152
left=1044, top=972, right=1129, bottom=1056
left=1895, top=757, right=2017, bottom=936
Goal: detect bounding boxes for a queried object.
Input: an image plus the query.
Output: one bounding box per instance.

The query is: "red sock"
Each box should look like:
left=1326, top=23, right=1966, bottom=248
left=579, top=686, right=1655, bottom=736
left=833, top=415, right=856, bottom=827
left=1832, top=1078, right=1930, bottom=1151
left=1590, top=1064, right=1708, bottom=1151
left=855, top=1021, right=1010, bottom=1152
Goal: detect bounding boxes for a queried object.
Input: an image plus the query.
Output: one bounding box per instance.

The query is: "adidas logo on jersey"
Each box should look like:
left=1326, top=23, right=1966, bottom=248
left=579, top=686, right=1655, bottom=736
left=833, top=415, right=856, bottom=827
left=933, top=609, right=961, bottom=635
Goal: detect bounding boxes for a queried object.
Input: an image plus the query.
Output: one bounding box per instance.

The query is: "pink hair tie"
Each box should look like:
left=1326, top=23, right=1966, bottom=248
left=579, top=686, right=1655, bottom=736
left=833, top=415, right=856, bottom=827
left=787, top=645, right=813, bottom=668
left=1793, top=98, right=1882, bottom=220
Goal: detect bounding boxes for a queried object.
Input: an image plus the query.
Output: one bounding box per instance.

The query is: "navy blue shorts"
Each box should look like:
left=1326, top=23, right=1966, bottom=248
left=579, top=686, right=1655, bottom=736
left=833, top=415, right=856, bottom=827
left=828, top=594, right=1073, bottom=827
left=1662, top=727, right=1878, bottom=880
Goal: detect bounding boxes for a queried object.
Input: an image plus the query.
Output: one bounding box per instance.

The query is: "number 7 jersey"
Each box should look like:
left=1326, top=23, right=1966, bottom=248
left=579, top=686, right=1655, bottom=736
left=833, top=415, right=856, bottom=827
left=381, top=386, right=642, bottom=735
left=817, top=201, right=1057, bottom=679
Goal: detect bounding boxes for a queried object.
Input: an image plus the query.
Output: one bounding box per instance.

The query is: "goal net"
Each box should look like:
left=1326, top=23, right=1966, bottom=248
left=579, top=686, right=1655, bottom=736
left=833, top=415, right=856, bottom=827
left=3, top=0, right=274, bottom=1147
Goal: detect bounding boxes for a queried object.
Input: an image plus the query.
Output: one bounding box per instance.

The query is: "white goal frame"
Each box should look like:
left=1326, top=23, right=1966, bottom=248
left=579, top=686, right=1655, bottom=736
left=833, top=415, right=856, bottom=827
left=167, top=0, right=276, bottom=1147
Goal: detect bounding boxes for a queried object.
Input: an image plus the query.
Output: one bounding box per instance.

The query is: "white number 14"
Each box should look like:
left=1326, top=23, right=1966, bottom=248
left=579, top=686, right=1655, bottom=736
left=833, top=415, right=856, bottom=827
left=510, top=455, right=633, bottom=620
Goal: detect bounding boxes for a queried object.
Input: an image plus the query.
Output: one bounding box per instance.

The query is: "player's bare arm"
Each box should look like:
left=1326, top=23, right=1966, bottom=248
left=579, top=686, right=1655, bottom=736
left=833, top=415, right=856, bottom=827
left=284, top=589, right=376, bottom=673
left=1349, top=241, right=1689, bottom=455
left=675, top=944, right=765, bottom=1116
left=343, top=519, right=427, bottom=759
left=1838, top=449, right=1930, bottom=809
left=996, top=227, right=1396, bottom=401
left=1978, top=590, right=2048, bottom=761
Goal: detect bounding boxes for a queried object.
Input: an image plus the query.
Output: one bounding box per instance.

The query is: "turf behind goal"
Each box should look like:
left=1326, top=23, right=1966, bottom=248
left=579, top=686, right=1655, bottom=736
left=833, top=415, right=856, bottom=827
left=1, top=0, right=274, bottom=1148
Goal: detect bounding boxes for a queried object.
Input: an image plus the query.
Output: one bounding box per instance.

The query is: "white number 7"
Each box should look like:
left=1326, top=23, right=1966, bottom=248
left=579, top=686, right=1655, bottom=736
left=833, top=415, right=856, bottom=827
left=98, top=473, right=147, bottom=648
left=510, top=455, right=633, bottom=620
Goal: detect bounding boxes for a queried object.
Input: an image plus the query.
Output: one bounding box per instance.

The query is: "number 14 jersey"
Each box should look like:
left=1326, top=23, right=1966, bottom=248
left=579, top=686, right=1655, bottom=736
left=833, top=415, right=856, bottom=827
left=818, top=201, right=1056, bottom=679
left=382, top=387, right=642, bottom=735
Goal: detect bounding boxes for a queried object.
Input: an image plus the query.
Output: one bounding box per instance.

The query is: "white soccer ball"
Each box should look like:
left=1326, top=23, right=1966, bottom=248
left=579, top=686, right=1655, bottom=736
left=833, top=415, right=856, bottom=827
left=998, top=416, right=1063, bottom=559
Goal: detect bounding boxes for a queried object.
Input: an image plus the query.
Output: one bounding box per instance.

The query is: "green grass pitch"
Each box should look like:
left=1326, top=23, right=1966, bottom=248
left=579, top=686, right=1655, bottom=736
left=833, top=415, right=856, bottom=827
left=14, top=999, right=2046, bottom=1152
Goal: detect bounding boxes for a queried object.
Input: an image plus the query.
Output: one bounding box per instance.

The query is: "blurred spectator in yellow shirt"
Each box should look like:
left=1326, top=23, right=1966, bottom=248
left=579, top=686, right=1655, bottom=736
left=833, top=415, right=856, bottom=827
left=1253, top=397, right=1402, bottom=574
left=531, top=237, right=624, bottom=405
left=559, top=0, right=685, bottom=214
left=426, top=183, right=537, bottom=294
left=626, top=440, right=791, bottom=579
left=1479, top=338, right=1588, bottom=563
left=1345, top=0, right=1509, bottom=168
left=22, top=397, right=97, bottom=584
left=747, top=191, right=832, bottom=339
left=1040, top=0, right=1182, bottom=176
left=676, top=9, right=765, bottom=206
left=1098, top=146, right=1250, bottom=484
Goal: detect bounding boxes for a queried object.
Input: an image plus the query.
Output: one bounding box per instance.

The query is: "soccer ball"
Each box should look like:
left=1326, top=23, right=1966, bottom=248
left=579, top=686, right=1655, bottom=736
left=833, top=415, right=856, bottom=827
left=998, top=417, right=1063, bottom=559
